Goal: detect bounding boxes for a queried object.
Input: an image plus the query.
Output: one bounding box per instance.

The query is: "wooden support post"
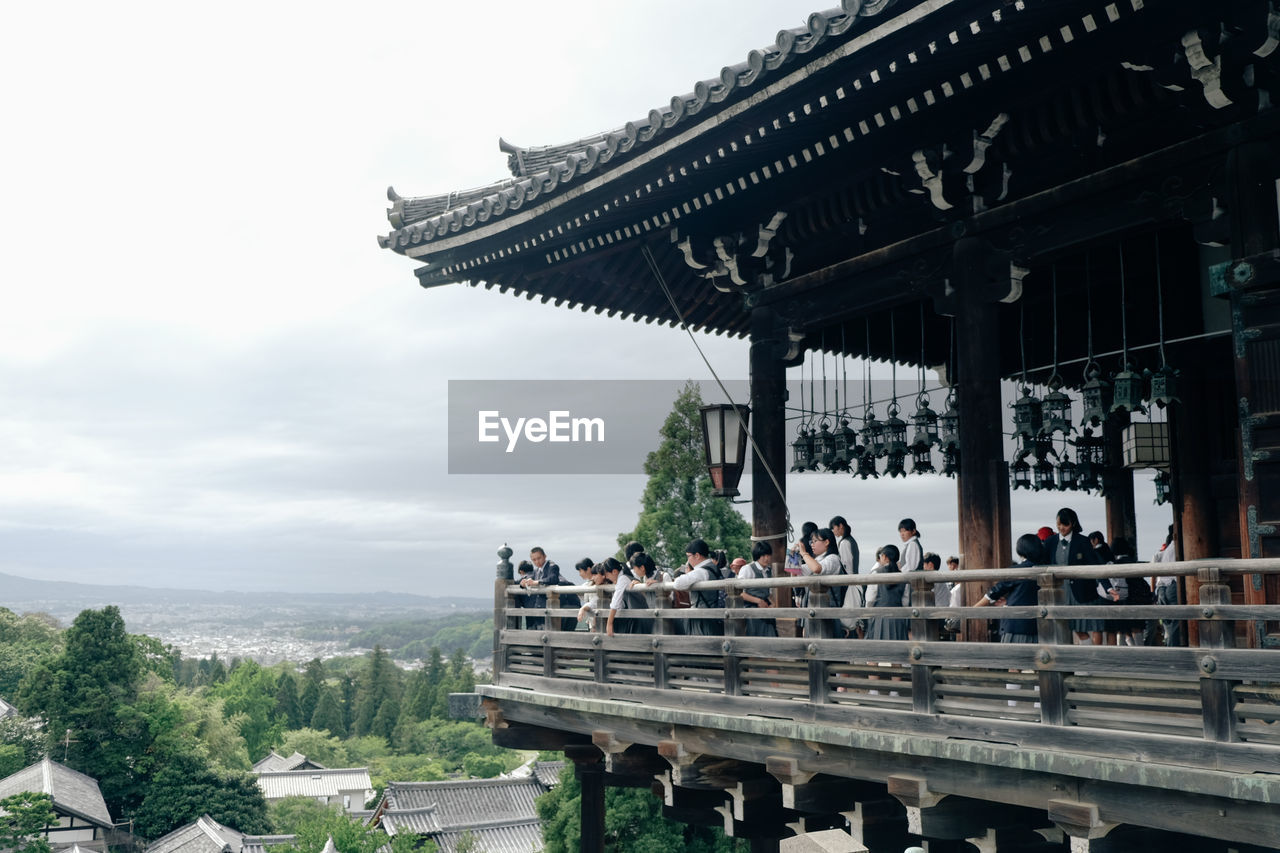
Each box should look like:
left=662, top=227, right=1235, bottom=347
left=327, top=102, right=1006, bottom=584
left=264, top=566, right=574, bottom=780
left=1104, top=410, right=1138, bottom=550
left=1197, top=567, right=1238, bottom=742
left=1036, top=574, right=1070, bottom=726
left=653, top=585, right=669, bottom=690
left=544, top=589, right=559, bottom=678
left=566, top=744, right=606, bottom=853
left=494, top=546, right=514, bottom=681
left=952, top=238, right=1013, bottom=642
left=750, top=305, right=790, bottom=612
left=1047, top=799, right=1117, bottom=850
left=725, top=587, right=742, bottom=698
left=908, top=575, right=936, bottom=714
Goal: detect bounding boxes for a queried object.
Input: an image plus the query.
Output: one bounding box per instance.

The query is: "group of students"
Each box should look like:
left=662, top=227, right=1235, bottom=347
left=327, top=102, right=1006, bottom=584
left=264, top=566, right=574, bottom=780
left=513, top=508, right=1179, bottom=646
left=974, top=508, right=1180, bottom=647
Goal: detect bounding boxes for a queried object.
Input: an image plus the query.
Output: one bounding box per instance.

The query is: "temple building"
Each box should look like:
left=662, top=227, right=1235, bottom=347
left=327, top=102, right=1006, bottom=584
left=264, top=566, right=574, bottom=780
left=382, top=1, right=1280, bottom=849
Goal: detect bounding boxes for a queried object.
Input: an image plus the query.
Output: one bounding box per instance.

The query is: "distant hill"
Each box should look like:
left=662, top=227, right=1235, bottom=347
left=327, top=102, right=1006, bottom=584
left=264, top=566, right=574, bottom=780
left=0, top=570, right=488, bottom=611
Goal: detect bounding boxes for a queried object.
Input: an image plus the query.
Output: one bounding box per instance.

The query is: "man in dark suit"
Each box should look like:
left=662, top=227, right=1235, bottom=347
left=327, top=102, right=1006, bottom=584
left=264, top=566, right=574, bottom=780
left=1042, top=507, right=1114, bottom=644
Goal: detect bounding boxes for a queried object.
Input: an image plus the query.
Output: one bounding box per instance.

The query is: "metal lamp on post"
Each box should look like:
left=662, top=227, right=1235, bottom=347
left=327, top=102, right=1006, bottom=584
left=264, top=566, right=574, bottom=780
left=700, top=403, right=750, bottom=498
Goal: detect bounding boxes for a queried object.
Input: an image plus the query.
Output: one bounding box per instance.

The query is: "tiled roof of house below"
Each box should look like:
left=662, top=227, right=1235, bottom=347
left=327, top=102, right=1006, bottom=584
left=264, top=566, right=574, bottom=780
left=380, top=0, right=913, bottom=249
left=251, top=751, right=322, bottom=773
left=382, top=777, right=543, bottom=828
left=254, top=768, right=372, bottom=801
left=240, top=834, right=296, bottom=853
left=530, top=762, right=565, bottom=789
left=145, top=815, right=245, bottom=853
left=432, top=818, right=545, bottom=853
left=377, top=807, right=443, bottom=837
left=0, top=758, right=112, bottom=828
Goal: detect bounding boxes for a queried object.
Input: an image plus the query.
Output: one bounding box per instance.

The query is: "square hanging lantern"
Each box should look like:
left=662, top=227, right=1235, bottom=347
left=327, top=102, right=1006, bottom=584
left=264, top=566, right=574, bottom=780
left=1111, top=364, right=1147, bottom=415
left=815, top=421, right=836, bottom=470
left=1010, top=457, right=1032, bottom=490
left=910, top=394, right=939, bottom=450
left=1075, top=427, right=1106, bottom=467
left=1011, top=387, right=1043, bottom=441
left=941, top=445, right=959, bottom=478
left=830, top=418, right=855, bottom=472
left=1078, top=460, right=1100, bottom=492
left=885, top=449, right=907, bottom=478
left=790, top=427, right=814, bottom=473
left=863, top=410, right=886, bottom=458
left=1150, top=365, right=1180, bottom=409
left=1153, top=470, right=1171, bottom=505
left=884, top=403, right=908, bottom=456
left=938, top=393, right=960, bottom=450
left=854, top=449, right=880, bottom=480
left=1033, top=457, right=1057, bottom=491
left=1041, top=377, right=1073, bottom=437
left=911, top=445, right=935, bottom=475
left=1056, top=454, right=1079, bottom=491
left=1081, top=364, right=1112, bottom=426
left=700, top=404, right=750, bottom=498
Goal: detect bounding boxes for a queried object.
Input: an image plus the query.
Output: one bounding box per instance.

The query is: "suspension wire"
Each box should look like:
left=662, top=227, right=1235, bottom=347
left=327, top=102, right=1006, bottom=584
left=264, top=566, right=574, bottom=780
left=1019, top=298, right=1028, bottom=385
left=919, top=303, right=927, bottom=397
left=864, top=316, right=872, bottom=416
left=1155, top=232, right=1167, bottom=366
left=1118, top=242, right=1129, bottom=364
left=821, top=330, right=828, bottom=423
left=890, top=311, right=898, bottom=406
left=639, top=245, right=791, bottom=537
left=1051, top=265, right=1060, bottom=376
left=841, top=325, right=848, bottom=417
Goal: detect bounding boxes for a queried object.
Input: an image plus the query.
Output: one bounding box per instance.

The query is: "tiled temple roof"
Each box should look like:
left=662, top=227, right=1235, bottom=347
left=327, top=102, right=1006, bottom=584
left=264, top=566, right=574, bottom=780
left=380, top=0, right=906, bottom=251
left=146, top=815, right=245, bottom=853
left=0, top=758, right=112, bottom=828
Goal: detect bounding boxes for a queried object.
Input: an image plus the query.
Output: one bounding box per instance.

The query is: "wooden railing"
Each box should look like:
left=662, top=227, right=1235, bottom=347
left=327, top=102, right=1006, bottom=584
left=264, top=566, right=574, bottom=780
left=493, top=560, right=1280, bottom=769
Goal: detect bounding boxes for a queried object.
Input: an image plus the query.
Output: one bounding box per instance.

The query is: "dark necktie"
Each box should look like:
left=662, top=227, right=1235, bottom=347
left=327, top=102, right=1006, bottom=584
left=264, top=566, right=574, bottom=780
left=1058, top=538, right=1069, bottom=565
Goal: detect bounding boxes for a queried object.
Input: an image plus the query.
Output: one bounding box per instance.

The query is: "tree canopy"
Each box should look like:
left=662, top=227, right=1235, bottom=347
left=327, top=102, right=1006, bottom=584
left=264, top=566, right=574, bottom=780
left=618, top=381, right=752, bottom=567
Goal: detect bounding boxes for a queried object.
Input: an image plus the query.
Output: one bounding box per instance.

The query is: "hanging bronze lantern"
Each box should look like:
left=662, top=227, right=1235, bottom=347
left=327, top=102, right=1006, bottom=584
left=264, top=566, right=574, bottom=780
left=815, top=420, right=836, bottom=470
left=1081, top=362, right=1112, bottom=426
left=1149, top=365, right=1180, bottom=409
left=1033, top=457, right=1056, bottom=491
left=790, top=427, right=814, bottom=473
left=1111, top=364, right=1147, bottom=415
left=938, top=392, right=960, bottom=451
left=1010, top=456, right=1032, bottom=490
left=910, top=393, right=939, bottom=451
left=941, top=445, right=959, bottom=477
left=884, top=402, right=908, bottom=457
left=1074, top=427, right=1105, bottom=492
left=1041, top=375, right=1073, bottom=437
left=862, top=409, right=885, bottom=458
left=1012, top=387, right=1043, bottom=441
left=911, top=445, right=935, bottom=475
left=1153, top=470, right=1171, bottom=505
left=885, top=449, right=908, bottom=478
left=854, top=448, right=879, bottom=480
left=830, top=418, right=855, bottom=472
left=1056, top=454, right=1079, bottom=491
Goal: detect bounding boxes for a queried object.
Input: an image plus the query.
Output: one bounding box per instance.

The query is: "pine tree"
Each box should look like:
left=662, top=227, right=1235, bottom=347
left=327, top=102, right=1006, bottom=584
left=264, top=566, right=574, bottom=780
left=298, top=658, right=324, bottom=725
left=352, top=647, right=400, bottom=737
left=618, top=381, right=752, bottom=567
left=274, top=670, right=302, bottom=730
left=310, top=686, right=346, bottom=737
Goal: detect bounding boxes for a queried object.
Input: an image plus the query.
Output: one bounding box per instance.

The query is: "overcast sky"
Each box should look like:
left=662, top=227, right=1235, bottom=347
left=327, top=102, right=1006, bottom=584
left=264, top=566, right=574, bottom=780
left=0, top=1, right=1172, bottom=602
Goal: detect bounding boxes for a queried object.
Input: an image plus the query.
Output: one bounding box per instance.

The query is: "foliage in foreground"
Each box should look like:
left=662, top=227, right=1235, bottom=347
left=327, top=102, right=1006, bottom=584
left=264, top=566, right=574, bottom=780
left=0, top=791, right=56, bottom=853
left=271, top=808, right=429, bottom=853
left=537, top=766, right=744, bottom=853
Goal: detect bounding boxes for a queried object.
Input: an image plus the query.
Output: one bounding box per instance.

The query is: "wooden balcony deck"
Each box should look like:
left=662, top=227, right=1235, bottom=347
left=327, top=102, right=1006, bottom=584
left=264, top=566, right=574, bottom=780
left=481, top=560, right=1280, bottom=851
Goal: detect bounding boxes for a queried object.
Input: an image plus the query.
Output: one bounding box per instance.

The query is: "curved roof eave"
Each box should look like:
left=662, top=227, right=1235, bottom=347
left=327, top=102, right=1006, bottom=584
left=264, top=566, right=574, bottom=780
left=378, top=0, right=923, bottom=254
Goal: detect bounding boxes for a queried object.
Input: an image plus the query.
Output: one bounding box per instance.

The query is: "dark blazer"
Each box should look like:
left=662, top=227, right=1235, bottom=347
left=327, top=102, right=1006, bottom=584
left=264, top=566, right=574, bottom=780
left=1043, top=533, right=1109, bottom=602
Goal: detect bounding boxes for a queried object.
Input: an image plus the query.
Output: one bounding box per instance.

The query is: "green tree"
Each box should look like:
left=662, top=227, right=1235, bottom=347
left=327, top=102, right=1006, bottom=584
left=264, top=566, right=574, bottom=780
left=0, top=717, right=46, bottom=766
left=298, top=658, right=324, bottom=725
left=16, top=607, right=148, bottom=814
left=538, top=767, right=741, bottom=853
left=271, top=808, right=425, bottom=853
left=275, top=729, right=349, bottom=769
left=0, top=608, right=62, bottom=697
left=0, top=791, right=56, bottom=853
left=617, top=382, right=751, bottom=567
left=0, top=743, right=24, bottom=778
left=351, top=647, right=400, bottom=738
left=208, top=659, right=283, bottom=761
left=133, top=753, right=270, bottom=839
left=267, top=796, right=340, bottom=835
left=274, top=670, right=302, bottom=730
left=310, top=686, right=346, bottom=737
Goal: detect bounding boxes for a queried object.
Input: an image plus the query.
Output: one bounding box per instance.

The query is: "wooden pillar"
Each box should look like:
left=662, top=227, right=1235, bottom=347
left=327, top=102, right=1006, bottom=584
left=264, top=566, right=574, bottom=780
left=1103, top=411, right=1138, bottom=549
left=1226, top=141, right=1280, bottom=648
left=953, top=239, right=1013, bottom=640
left=750, top=307, right=789, bottom=563
left=1172, top=349, right=1217, bottom=562
left=565, top=744, right=606, bottom=853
